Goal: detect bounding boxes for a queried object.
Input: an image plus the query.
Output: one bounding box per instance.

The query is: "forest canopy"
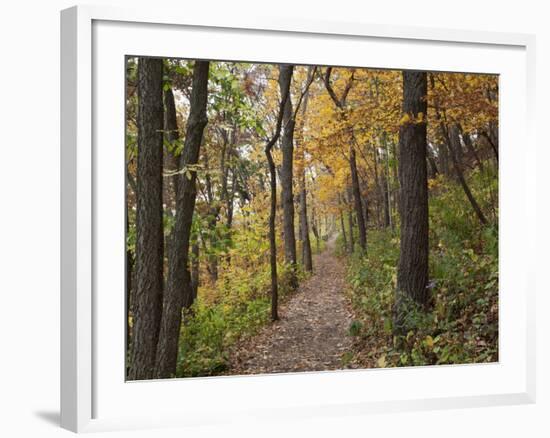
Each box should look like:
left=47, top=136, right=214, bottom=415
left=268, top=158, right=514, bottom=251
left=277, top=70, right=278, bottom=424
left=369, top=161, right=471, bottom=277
left=126, top=58, right=498, bottom=379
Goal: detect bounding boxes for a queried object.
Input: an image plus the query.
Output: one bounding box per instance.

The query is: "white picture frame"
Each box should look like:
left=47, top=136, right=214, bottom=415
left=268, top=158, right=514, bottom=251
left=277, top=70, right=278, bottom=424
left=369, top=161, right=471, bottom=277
left=60, top=4, right=536, bottom=433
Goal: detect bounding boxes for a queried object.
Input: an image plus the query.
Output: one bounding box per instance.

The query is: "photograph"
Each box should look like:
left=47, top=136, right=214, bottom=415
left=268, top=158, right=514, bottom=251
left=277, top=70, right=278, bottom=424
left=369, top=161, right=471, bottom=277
left=125, top=57, right=499, bottom=380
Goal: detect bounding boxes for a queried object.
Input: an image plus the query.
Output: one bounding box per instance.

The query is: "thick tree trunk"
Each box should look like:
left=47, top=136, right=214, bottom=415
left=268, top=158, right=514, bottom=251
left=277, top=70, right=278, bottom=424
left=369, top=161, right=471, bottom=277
left=155, top=61, right=210, bottom=379
left=394, top=71, right=429, bottom=333
left=278, top=65, right=298, bottom=286
left=128, top=58, right=164, bottom=381
left=350, top=147, right=367, bottom=252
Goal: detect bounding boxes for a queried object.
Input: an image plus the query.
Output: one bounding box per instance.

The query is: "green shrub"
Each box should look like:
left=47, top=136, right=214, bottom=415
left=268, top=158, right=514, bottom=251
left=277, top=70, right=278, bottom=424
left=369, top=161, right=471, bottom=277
left=345, top=167, right=498, bottom=368
left=175, top=262, right=297, bottom=377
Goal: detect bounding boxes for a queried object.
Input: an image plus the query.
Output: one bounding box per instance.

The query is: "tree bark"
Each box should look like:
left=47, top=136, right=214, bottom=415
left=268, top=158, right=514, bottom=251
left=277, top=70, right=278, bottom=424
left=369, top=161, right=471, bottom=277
left=346, top=187, right=355, bottom=253
left=126, top=214, right=134, bottom=353
left=447, top=124, right=488, bottom=225
left=299, top=177, right=313, bottom=271
left=350, top=147, right=367, bottom=252
left=311, top=208, right=320, bottom=253
left=128, top=58, right=164, bottom=381
left=427, top=145, right=439, bottom=179
left=381, top=169, right=391, bottom=228
left=373, top=146, right=383, bottom=227
left=384, top=138, right=394, bottom=230
left=155, top=61, right=210, bottom=379
left=266, top=147, right=279, bottom=321
left=190, top=241, right=200, bottom=301
left=480, top=129, right=499, bottom=163
left=163, top=86, right=181, bottom=210
left=338, top=194, right=348, bottom=251
left=394, top=71, right=429, bottom=333
left=265, top=64, right=292, bottom=321
left=278, top=65, right=298, bottom=286
left=459, top=125, right=484, bottom=172
left=296, top=72, right=313, bottom=272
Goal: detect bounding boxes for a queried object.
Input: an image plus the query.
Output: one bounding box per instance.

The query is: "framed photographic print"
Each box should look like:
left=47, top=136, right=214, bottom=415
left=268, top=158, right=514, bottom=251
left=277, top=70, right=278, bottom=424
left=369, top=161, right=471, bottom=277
left=61, top=4, right=536, bottom=433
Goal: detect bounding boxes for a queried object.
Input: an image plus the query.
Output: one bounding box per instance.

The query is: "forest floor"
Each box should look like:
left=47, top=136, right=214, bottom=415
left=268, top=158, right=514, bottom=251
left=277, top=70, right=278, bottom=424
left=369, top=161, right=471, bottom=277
left=226, top=236, right=360, bottom=375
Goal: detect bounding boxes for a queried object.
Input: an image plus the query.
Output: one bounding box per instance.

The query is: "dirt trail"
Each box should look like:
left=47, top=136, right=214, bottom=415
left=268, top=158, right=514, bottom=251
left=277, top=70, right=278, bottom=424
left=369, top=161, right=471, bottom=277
left=227, top=236, right=356, bottom=375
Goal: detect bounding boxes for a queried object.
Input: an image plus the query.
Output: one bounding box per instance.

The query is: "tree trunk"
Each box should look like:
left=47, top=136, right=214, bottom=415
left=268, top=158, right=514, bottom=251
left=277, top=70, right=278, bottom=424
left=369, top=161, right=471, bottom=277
left=128, top=58, right=164, bottom=381
left=394, top=71, right=429, bottom=333
left=296, top=74, right=313, bottom=272
left=155, top=61, right=210, bottom=379
left=480, top=129, right=499, bottom=162
left=427, top=145, right=439, bottom=179
left=381, top=169, right=391, bottom=228
left=384, top=139, right=394, bottom=230
left=438, top=142, right=451, bottom=176
left=338, top=195, right=348, bottom=251
left=190, top=241, right=200, bottom=301
left=206, top=208, right=219, bottom=282
left=373, top=146, right=383, bottom=227
left=350, top=147, right=367, bottom=252
left=447, top=124, right=488, bottom=225
left=265, top=63, right=292, bottom=321
left=126, top=214, right=134, bottom=353
left=459, top=125, right=484, bottom=172
left=266, top=147, right=279, bottom=321
left=346, top=187, right=355, bottom=252
left=278, top=65, right=298, bottom=286
left=311, top=213, right=320, bottom=252
left=390, top=140, right=400, bottom=215
left=163, top=86, right=181, bottom=210
left=299, top=178, right=313, bottom=271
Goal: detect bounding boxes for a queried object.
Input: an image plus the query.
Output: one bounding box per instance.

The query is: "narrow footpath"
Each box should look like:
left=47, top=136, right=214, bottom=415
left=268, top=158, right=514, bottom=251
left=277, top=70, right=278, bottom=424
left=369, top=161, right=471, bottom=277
left=227, top=236, right=357, bottom=375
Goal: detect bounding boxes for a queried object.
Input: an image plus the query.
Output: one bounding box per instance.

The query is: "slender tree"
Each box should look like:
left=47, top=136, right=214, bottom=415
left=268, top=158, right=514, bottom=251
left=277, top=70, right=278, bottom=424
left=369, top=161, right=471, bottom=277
left=429, top=74, right=488, bottom=226
left=278, top=65, right=298, bottom=287
left=338, top=194, right=348, bottom=251
left=296, top=67, right=314, bottom=272
left=324, top=68, right=367, bottom=252
left=155, top=61, right=210, bottom=378
left=128, top=57, right=164, bottom=380
left=265, top=64, right=292, bottom=321
left=346, top=186, right=355, bottom=253
left=394, top=70, right=429, bottom=333
left=126, top=214, right=134, bottom=353
left=447, top=124, right=488, bottom=225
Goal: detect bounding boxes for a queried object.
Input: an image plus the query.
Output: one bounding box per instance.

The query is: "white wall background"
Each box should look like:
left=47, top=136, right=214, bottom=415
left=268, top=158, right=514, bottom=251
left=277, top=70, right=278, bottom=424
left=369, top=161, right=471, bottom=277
left=0, top=1, right=546, bottom=436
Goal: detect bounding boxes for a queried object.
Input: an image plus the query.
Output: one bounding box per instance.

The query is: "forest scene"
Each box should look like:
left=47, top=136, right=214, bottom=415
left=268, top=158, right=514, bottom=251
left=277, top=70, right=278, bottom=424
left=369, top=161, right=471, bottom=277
left=125, top=57, right=499, bottom=380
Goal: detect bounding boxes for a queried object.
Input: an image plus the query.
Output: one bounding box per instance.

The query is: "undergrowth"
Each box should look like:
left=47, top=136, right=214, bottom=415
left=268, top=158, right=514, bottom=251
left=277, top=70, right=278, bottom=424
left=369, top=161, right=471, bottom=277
left=175, top=262, right=299, bottom=377
left=344, top=165, right=499, bottom=368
